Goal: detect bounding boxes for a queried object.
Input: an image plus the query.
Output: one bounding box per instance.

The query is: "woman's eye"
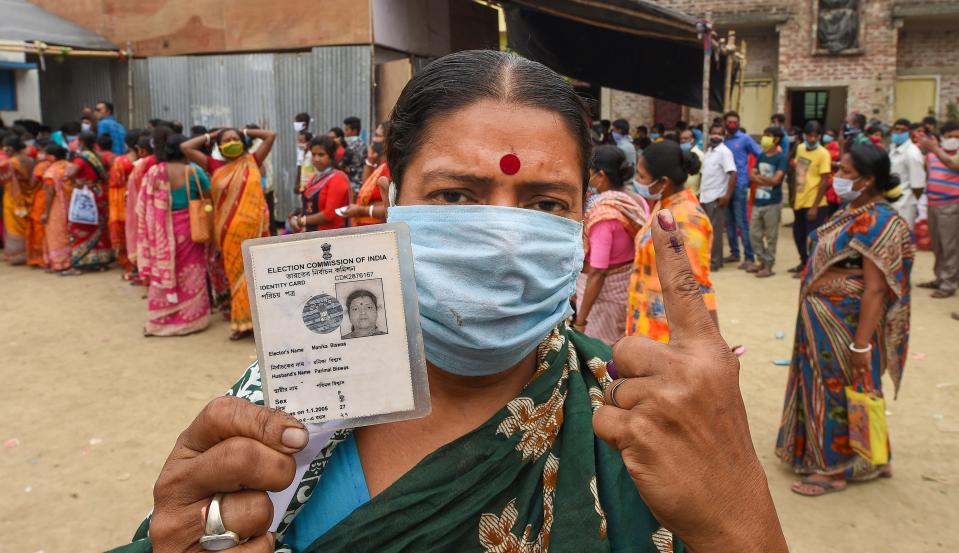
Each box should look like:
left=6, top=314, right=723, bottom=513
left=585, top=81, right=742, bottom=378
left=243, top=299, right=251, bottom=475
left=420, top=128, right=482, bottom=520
left=438, top=191, right=470, bottom=203
left=531, top=200, right=567, bottom=213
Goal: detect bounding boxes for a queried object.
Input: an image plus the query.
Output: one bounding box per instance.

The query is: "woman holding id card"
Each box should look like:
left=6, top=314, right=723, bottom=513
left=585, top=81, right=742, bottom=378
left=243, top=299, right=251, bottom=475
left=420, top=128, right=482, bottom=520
left=112, top=51, right=787, bottom=553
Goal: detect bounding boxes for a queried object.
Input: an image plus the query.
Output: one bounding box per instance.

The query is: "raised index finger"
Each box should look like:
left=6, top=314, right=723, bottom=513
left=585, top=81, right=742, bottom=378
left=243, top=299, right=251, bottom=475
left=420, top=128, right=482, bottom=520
left=179, top=396, right=308, bottom=455
left=651, top=209, right=720, bottom=343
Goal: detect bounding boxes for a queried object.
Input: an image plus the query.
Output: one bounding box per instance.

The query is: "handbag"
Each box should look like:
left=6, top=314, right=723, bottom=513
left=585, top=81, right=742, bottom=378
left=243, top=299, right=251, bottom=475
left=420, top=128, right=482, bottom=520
left=68, top=185, right=98, bottom=225
left=846, top=378, right=889, bottom=465
left=186, top=165, right=214, bottom=244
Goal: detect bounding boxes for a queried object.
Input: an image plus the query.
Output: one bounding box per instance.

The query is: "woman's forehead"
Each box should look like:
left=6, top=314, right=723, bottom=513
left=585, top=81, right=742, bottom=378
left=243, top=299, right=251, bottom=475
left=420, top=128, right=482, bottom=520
left=413, top=100, right=581, bottom=186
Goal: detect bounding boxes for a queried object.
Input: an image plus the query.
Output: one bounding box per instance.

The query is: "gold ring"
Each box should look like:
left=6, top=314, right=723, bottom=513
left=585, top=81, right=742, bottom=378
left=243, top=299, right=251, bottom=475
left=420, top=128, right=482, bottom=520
left=607, top=378, right=627, bottom=409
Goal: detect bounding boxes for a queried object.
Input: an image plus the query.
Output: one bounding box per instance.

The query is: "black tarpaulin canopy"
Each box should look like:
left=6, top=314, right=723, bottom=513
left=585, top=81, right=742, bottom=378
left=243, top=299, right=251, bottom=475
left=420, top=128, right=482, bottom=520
left=500, top=0, right=726, bottom=110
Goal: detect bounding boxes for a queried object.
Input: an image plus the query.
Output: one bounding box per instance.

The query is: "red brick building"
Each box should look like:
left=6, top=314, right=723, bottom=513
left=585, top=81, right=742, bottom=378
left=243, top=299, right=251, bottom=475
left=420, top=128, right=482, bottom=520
left=605, top=0, right=959, bottom=134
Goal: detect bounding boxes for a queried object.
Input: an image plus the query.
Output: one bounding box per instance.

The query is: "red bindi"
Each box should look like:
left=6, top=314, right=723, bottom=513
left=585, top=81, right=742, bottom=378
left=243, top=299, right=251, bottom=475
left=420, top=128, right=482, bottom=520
left=499, top=153, right=521, bottom=175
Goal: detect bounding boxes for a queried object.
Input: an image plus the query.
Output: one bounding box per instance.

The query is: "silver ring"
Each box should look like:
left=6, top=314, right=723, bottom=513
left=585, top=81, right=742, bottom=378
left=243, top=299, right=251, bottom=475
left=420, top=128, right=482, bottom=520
left=607, top=379, right=627, bottom=409
left=199, top=493, right=241, bottom=551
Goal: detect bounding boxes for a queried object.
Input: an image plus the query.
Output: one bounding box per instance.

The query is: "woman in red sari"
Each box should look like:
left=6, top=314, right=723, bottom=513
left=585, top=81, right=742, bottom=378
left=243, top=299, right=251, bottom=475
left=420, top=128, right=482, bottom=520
left=287, top=135, right=350, bottom=233
left=108, top=131, right=141, bottom=276
left=62, top=132, right=114, bottom=274
left=25, top=145, right=52, bottom=267
left=181, top=126, right=276, bottom=340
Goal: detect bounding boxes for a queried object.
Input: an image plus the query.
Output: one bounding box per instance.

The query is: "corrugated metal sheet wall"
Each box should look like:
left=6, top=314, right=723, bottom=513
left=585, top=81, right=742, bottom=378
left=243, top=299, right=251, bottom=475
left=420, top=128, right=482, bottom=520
left=35, top=46, right=376, bottom=218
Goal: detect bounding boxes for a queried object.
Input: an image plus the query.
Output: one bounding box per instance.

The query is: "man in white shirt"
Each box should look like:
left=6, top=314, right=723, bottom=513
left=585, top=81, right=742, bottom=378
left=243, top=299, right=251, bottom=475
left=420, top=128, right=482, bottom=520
left=699, top=122, right=738, bottom=270
left=889, top=118, right=926, bottom=230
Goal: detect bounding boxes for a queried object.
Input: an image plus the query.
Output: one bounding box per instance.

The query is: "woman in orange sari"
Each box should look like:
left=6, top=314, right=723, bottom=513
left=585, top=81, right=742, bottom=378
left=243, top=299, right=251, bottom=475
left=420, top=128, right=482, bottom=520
left=108, top=131, right=141, bottom=276
left=41, top=145, right=73, bottom=272
left=182, top=127, right=276, bottom=340
left=25, top=144, right=52, bottom=267
left=2, top=136, right=35, bottom=264
left=625, top=140, right=717, bottom=343
left=341, top=122, right=390, bottom=225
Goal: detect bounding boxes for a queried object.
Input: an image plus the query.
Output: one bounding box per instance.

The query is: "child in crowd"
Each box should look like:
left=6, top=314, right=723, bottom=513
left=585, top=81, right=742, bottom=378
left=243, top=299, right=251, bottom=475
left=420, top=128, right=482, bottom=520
left=749, top=126, right=788, bottom=277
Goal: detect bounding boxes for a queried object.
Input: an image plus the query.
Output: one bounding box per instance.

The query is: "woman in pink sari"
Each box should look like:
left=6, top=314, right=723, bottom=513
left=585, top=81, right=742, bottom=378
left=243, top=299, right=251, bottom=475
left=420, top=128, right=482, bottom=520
left=125, top=134, right=156, bottom=283
left=135, top=128, right=210, bottom=337
left=40, top=145, right=73, bottom=272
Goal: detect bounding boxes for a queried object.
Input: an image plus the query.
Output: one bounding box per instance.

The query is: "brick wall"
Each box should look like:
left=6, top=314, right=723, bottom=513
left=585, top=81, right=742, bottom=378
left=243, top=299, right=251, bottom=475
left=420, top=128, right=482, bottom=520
left=607, top=90, right=655, bottom=128
left=897, top=26, right=959, bottom=120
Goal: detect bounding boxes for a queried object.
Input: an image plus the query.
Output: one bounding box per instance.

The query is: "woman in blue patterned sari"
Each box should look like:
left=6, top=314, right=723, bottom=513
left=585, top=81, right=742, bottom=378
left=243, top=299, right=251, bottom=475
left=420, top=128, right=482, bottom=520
left=777, top=144, right=913, bottom=496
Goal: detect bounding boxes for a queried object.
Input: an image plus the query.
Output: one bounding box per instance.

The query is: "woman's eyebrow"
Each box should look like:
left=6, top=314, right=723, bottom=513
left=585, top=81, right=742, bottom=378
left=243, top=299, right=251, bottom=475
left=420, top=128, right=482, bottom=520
left=421, top=170, right=580, bottom=195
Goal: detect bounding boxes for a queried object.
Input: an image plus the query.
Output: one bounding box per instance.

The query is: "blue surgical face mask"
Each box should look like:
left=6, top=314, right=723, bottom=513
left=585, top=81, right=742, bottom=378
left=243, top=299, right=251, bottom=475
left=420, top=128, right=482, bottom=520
left=680, top=142, right=693, bottom=152
left=387, top=203, right=584, bottom=376
left=805, top=139, right=820, bottom=150
left=822, top=134, right=834, bottom=145
left=634, top=178, right=662, bottom=201
left=24, top=139, right=35, bottom=147
left=611, top=131, right=624, bottom=143
left=649, top=133, right=661, bottom=140
left=891, top=131, right=909, bottom=146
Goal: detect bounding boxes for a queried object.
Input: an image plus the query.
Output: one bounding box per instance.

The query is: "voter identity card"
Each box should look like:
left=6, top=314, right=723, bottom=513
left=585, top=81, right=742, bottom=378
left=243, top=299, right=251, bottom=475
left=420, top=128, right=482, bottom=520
left=242, top=223, right=430, bottom=431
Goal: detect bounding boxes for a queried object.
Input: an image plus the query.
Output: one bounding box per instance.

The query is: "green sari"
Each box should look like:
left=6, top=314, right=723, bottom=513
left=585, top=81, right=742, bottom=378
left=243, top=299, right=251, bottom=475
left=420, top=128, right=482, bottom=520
left=111, top=325, right=681, bottom=552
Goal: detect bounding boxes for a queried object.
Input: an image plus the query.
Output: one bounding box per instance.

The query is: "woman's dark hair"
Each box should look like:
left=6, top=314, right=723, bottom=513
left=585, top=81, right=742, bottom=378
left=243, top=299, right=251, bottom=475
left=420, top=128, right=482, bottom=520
left=387, top=50, right=591, bottom=188
left=329, top=127, right=345, bottom=143
left=216, top=127, right=244, bottom=148
left=590, top=145, right=633, bottom=189
left=299, top=130, right=313, bottom=142
left=125, top=129, right=142, bottom=151
left=849, top=143, right=901, bottom=200
left=641, top=140, right=701, bottom=187
left=308, top=135, right=337, bottom=160
left=154, top=126, right=187, bottom=162
left=78, top=131, right=97, bottom=150
left=136, top=133, right=154, bottom=154
left=2, top=135, right=24, bottom=151
left=97, top=133, right=113, bottom=153
left=45, top=143, right=68, bottom=160
left=346, top=289, right=378, bottom=310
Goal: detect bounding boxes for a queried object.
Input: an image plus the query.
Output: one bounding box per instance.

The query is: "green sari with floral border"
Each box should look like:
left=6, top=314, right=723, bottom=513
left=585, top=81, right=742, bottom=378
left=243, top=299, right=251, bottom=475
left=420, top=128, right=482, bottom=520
left=110, top=325, right=681, bottom=553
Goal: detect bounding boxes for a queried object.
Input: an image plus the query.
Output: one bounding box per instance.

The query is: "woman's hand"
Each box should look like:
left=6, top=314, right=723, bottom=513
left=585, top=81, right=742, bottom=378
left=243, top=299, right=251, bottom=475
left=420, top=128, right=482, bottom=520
left=148, top=397, right=308, bottom=553
left=367, top=145, right=380, bottom=166
left=593, top=210, right=787, bottom=553
left=287, top=214, right=302, bottom=233
left=807, top=206, right=819, bottom=221
left=849, top=347, right=871, bottom=384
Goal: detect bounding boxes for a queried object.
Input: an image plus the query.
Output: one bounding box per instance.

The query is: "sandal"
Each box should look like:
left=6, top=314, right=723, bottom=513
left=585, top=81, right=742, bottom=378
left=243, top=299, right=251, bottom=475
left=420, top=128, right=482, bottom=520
left=917, top=280, right=941, bottom=289
left=790, top=476, right=848, bottom=497
left=229, top=330, right=253, bottom=341
left=849, top=465, right=893, bottom=482
left=931, top=289, right=956, bottom=299
left=58, top=269, right=83, bottom=277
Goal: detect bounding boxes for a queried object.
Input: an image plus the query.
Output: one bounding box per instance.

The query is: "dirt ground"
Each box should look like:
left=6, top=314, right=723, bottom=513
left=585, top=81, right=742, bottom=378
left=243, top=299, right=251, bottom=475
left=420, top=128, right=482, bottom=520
left=2, top=216, right=957, bottom=553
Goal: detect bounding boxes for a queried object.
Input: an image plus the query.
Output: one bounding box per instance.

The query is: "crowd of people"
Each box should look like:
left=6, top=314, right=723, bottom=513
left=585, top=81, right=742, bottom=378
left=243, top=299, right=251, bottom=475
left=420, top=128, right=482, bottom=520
left=0, top=103, right=392, bottom=340
left=579, top=109, right=959, bottom=496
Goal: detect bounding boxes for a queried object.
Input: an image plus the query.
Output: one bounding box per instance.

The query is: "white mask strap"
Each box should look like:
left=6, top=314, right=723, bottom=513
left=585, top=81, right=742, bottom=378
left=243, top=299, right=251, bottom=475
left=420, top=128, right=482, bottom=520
left=388, top=181, right=398, bottom=207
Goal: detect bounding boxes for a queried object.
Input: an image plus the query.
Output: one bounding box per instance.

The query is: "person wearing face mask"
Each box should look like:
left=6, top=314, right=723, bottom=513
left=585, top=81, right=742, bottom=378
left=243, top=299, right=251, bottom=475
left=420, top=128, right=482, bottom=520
left=575, top=145, right=648, bottom=345
left=789, top=120, right=833, bottom=277
left=181, top=126, right=276, bottom=340
left=61, top=131, right=114, bottom=274
left=341, top=121, right=391, bottom=225
left=778, top=143, right=912, bottom=496
left=698, top=123, right=737, bottom=271
left=748, top=127, right=788, bottom=278
left=626, top=140, right=717, bottom=342
left=287, top=135, right=349, bottom=233
left=109, top=50, right=788, bottom=553
left=679, top=129, right=704, bottom=195
left=649, top=122, right=665, bottom=143
left=918, top=121, right=959, bottom=299
left=106, top=130, right=142, bottom=277
left=888, top=118, right=926, bottom=231
left=721, top=111, right=763, bottom=271
left=39, top=143, right=73, bottom=272
left=124, top=133, right=158, bottom=284
left=822, top=129, right=842, bottom=216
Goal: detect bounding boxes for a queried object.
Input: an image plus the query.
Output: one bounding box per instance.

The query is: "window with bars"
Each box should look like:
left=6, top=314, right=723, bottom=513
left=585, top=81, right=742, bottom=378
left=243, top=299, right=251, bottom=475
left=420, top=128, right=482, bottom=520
left=803, top=91, right=828, bottom=122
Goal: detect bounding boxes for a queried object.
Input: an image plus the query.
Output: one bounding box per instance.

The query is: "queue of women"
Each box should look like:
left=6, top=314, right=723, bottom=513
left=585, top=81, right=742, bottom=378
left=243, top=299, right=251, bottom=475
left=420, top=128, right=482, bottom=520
left=0, top=119, right=392, bottom=342
left=5, top=50, right=915, bottom=551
